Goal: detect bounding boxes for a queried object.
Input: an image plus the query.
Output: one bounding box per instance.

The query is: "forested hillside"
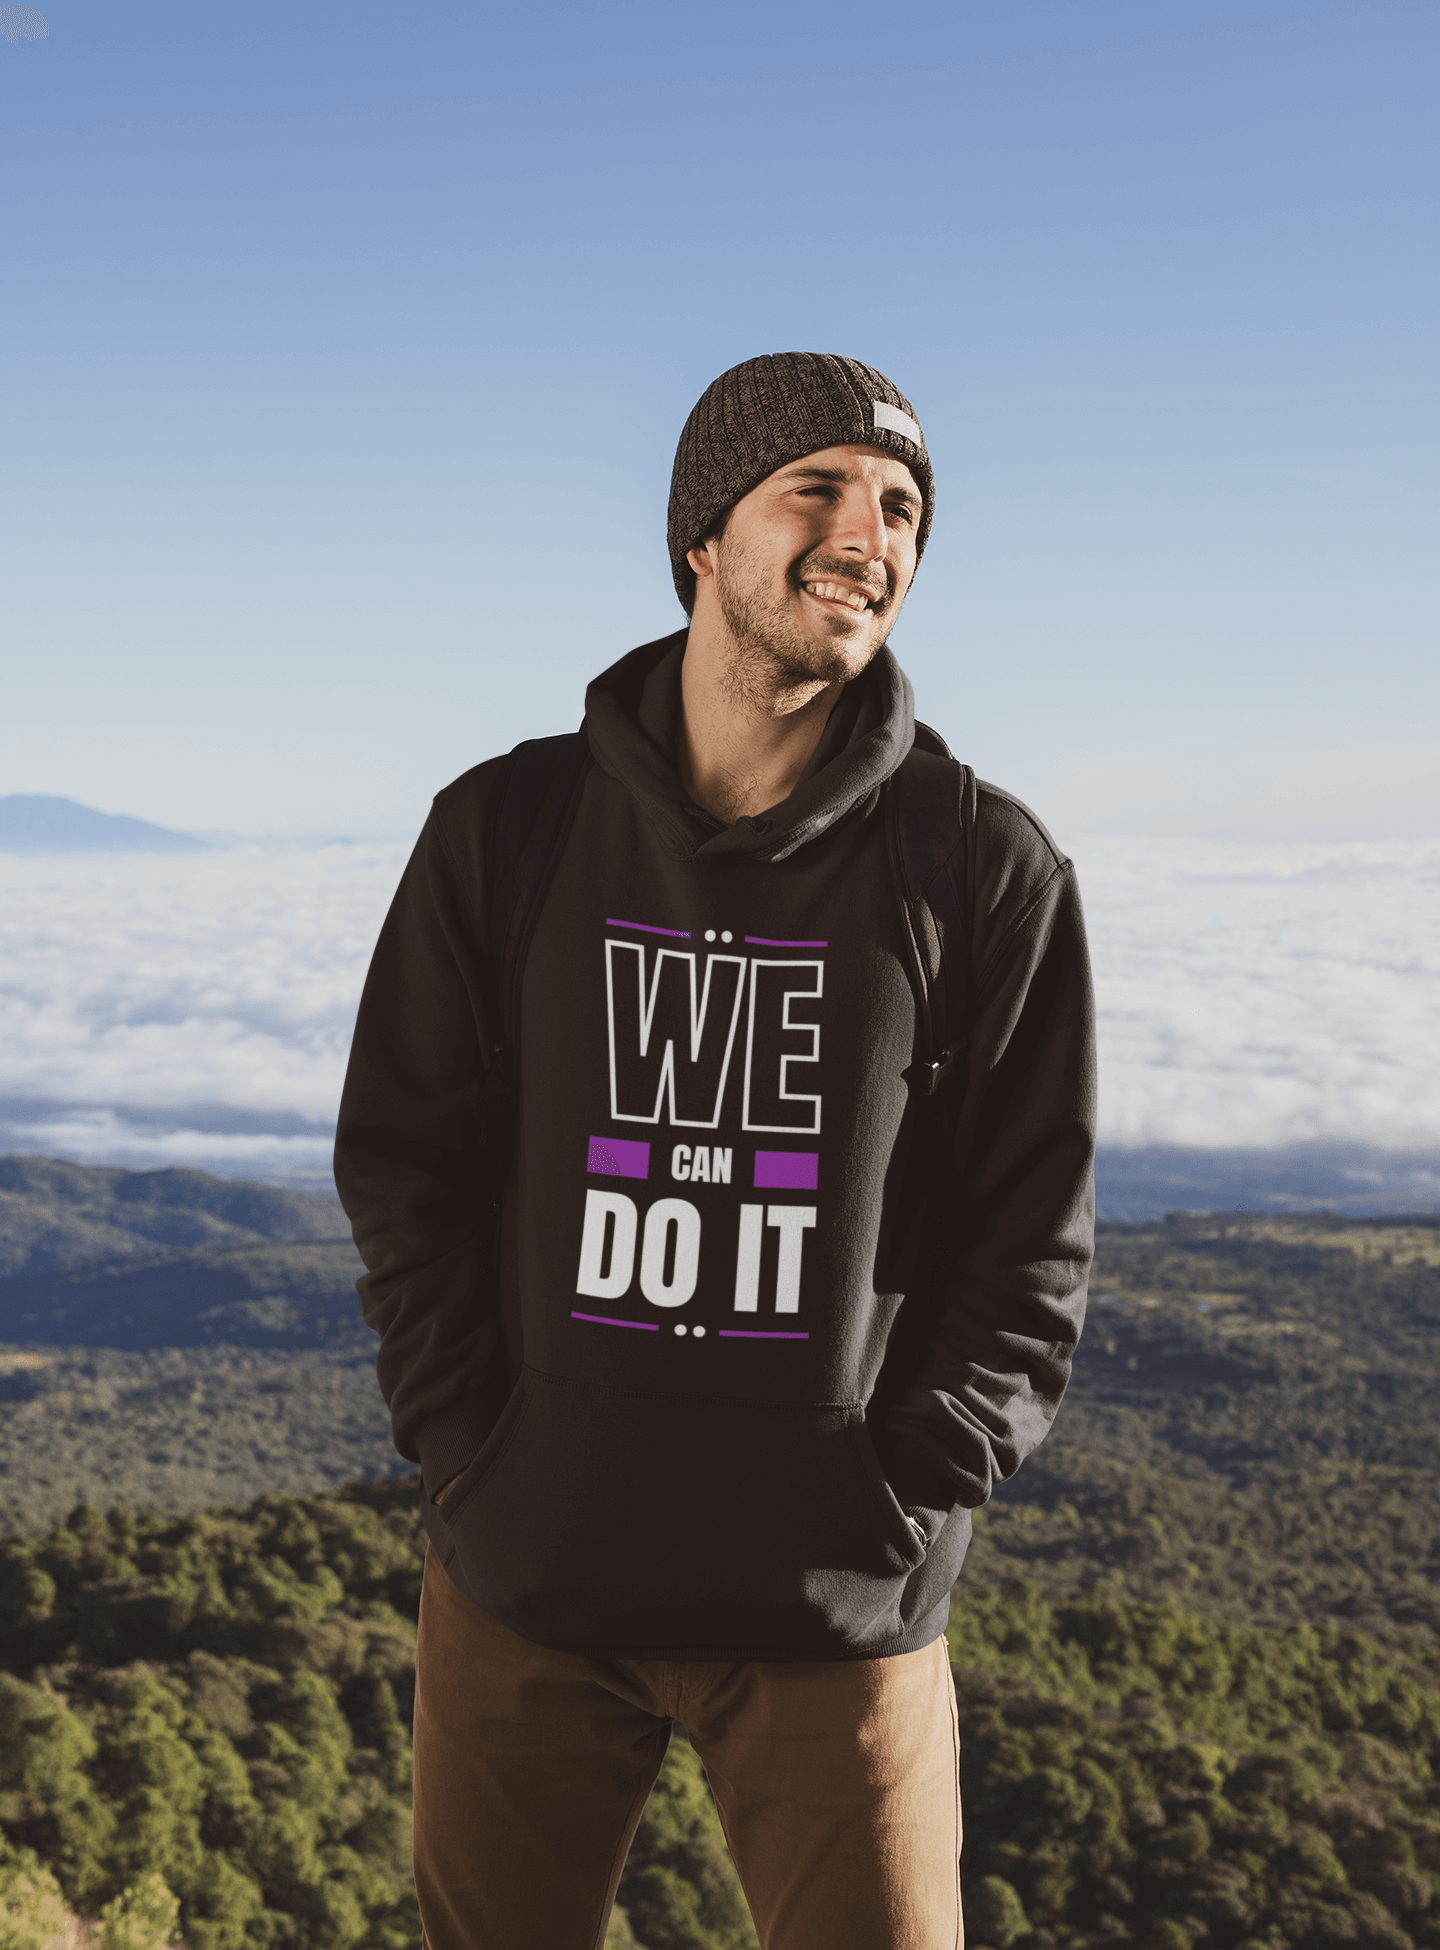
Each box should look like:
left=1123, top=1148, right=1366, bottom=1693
left=971, top=1215, right=1440, bottom=1649
left=0, top=1161, right=394, bottom=1534
left=0, top=1159, right=348, bottom=1281
left=0, top=1482, right=756, bottom=1950
left=5, top=1479, right=1440, bottom=1950
left=4, top=1158, right=1439, bottom=1638
left=3, top=1163, right=1440, bottom=1948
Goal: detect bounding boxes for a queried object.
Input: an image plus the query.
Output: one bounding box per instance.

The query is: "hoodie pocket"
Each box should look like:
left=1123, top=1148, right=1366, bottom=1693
left=438, top=1367, right=926, bottom=1656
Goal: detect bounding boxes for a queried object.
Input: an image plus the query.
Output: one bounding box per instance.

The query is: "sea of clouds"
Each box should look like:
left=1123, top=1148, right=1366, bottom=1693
left=1, top=837, right=1437, bottom=1199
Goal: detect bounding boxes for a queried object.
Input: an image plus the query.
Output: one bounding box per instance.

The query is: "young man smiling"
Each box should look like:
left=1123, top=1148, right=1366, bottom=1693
left=336, top=353, right=1096, bottom=1950
left=678, top=443, right=922, bottom=823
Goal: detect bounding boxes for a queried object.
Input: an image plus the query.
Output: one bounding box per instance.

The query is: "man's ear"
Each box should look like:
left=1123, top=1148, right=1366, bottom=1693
left=687, top=539, right=717, bottom=583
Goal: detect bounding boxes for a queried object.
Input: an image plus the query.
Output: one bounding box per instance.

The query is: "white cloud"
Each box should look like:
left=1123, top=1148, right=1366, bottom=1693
left=0, top=841, right=408, bottom=1124
left=0, top=1107, right=339, bottom=1180
left=1, top=834, right=1437, bottom=1166
left=1072, top=835, right=1440, bottom=1149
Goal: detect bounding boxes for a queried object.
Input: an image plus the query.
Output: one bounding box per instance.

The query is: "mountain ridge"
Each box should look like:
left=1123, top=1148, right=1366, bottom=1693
left=0, top=1153, right=349, bottom=1279
left=0, top=794, right=210, bottom=854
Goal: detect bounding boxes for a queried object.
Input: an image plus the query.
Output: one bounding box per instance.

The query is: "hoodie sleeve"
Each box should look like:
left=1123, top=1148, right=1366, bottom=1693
left=333, top=765, right=509, bottom=1501
left=880, top=784, right=1097, bottom=1518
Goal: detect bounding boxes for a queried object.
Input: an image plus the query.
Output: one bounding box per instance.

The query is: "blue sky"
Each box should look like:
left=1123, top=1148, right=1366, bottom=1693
left=3, top=0, right=1435, bottom=842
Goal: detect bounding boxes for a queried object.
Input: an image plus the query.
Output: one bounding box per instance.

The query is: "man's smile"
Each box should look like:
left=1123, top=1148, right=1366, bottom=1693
left=800, top=577, right=884, bottom=616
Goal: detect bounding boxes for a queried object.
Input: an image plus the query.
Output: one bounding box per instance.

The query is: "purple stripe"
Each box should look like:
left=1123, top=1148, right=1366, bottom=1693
left=744, top=936, right=827, bottom=948
left=719, top=1330, right=810, bottom=1340
left=607, top=918, right=692, bottom=938
left=572, top=1312, right=660, bottom=1331
left=587, top=1136, right=651, bottom=1179
left=754, top=1150, right=818, bottom=1191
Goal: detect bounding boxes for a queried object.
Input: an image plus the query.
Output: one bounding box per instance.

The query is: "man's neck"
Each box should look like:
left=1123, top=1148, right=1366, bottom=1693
left=678, top=617, right=844, bottom=828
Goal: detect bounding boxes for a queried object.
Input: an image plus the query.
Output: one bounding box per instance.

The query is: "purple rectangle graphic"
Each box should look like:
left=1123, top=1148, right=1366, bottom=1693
left=753, top=1150, right=819, bottom=1191
left=572, top=1312, right=660, bottom=1331
left=587, top=1136, right=651, bottom=1179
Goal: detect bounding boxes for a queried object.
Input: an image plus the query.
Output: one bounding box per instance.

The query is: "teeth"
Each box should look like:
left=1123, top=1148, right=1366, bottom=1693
left=806, top=580, right=870, bottom=612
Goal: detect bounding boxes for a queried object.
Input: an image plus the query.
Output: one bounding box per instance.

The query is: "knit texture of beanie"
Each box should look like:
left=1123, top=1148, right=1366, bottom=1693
left=667, top=352, right=934, bottom=614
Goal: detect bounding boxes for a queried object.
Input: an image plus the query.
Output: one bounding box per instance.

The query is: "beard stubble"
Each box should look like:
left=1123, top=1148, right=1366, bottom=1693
left=712, top=540, right=889, bottom=714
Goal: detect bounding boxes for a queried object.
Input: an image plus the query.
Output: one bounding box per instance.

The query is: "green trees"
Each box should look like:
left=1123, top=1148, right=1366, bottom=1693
left=0, top=1485, right=422, bottom=1950
left=0, top=1478, right=763, bottom=1950
left=964, top=1215, right=1440, bottom=1650
left=953, top=1581, right=1440, bottom=1949
left=100, top=1874, right=183, bottom=1950
left=4, top=1211, right=1440, bottom=1949
left=0, top=1849, right=182, bottom=1950
left=612, top=1740, right=758, bottom=1950
left=1, top=1843, right=80, bottom=1950
left=6, top=1475, right=1440, bottom=1950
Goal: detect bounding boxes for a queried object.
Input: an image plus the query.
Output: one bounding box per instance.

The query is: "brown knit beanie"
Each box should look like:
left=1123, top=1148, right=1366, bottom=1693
left=667, top=352, right=934, bottom=614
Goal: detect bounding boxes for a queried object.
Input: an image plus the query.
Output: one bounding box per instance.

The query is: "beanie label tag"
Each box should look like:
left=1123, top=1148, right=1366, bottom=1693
left=872, top=400, right=924, bottom=448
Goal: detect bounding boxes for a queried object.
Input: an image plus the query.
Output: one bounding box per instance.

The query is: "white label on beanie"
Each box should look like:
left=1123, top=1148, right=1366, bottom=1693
left=872, top=400, right=924, bottom=448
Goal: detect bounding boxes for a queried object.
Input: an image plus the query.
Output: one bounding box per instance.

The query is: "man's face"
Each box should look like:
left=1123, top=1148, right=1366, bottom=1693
left=688, top=444, right=923, bottom=691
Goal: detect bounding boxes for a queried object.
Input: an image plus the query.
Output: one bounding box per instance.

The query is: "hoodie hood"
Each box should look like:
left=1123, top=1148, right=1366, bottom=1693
left=583, top=628, right=916, bottom=864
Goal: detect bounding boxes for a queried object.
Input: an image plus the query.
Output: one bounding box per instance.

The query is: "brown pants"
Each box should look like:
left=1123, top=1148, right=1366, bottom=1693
left=413, top=1550, right=962, bottom=1950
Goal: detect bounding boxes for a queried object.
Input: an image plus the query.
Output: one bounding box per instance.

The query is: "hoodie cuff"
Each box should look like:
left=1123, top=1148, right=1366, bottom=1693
left=415, top=1394, right=492, bottom=1505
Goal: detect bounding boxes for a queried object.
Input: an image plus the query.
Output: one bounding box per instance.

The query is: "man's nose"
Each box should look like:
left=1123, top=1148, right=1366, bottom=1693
left=829, top=489, right=888, bottom=561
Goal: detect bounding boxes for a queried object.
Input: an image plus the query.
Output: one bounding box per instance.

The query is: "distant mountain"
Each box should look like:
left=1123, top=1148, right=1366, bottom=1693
left=0, top=1152, right=365, bottom=1365
left=0, top=794, right=211, bottom=853
left=1096, top=1140, right=1440, bottom=1219
left=0, top=1237, right=368, bottom=1351
left=0, top=1153, right=349, bottom=1279
left=0, top=1157, right=379, bottom=1535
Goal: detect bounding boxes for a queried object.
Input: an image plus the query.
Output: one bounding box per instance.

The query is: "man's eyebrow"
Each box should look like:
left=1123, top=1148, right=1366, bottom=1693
left=781, top=464, right=923, bottom=506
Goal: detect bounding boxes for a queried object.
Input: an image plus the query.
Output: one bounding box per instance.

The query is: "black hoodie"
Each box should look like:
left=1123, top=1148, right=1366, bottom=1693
left=335, top=630, right=1096, bottom=1661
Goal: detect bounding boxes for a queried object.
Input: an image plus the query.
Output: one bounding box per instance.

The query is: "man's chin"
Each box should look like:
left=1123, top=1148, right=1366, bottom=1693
left=808, top=612, right=886, bottom=664
left=777, top=635, right=882, bottom=691
left=715, top=582, right=883, bottom=692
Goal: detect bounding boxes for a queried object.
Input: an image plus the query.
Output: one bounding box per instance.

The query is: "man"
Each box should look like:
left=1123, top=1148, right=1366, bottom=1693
left=335, top=352, right=1096, bottom=1950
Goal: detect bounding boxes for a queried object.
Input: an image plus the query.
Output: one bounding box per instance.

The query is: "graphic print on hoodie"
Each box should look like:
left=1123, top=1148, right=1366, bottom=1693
left=431, top=635, right=969, bottom=1661
left=581, top=922, right=826, bottom=1335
